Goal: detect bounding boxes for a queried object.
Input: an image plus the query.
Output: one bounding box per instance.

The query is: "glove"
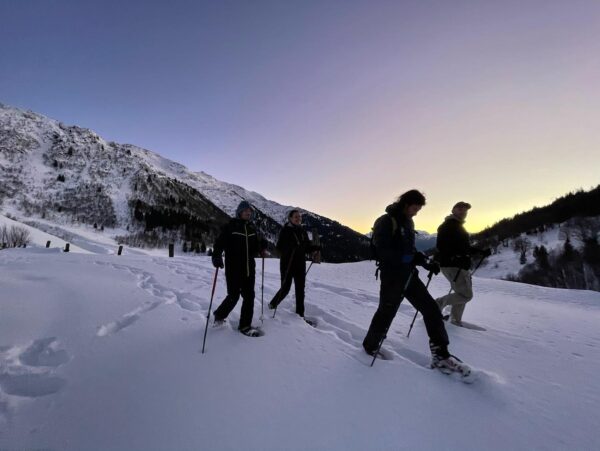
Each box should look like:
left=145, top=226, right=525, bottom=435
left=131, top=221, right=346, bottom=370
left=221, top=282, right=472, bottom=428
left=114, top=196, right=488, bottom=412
left=412, top=252, right=428, bottom=267
left=212, top=255, right=224, bottom=269
left=481, top=248, right=492, bottom=258
left=423, top=261, right=441, bottom=275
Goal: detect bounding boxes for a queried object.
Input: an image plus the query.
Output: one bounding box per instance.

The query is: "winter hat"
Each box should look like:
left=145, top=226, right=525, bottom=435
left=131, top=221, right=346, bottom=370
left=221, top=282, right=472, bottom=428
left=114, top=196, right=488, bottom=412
left=236, top=200, right=254, bottom=218
left=452, top=201, right=471, bottom=210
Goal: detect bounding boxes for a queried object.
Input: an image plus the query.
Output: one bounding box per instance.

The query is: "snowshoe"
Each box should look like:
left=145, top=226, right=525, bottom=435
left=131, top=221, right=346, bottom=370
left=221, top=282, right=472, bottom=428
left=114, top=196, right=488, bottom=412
left=303, top=317, right=318, bottom=327
left=429, top=342, right=473, bottom=382
left=239, top=326, right=264, bottom=337
left=431, top=354, right=470, bottom=375
left=363, top=345, right=393, bottom=361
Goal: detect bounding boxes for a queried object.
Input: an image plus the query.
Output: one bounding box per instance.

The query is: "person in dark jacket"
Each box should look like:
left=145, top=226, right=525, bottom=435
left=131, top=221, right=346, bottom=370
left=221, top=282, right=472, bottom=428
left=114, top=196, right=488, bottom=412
left=363, top=190, right=463, bottom=371
left=434, top=201, right=491, bottom=326
left=268, top=209, right=320, bottom=319
left=212, top=200, right=268, bottom=337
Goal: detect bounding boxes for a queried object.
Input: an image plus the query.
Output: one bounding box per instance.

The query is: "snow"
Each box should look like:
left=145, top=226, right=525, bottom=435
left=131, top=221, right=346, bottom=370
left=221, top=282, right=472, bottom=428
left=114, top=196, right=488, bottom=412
left=475, top=220, right=598, bottom=280
left=1, top=243, right=599, bottom=450
left=0, top=214, right=89, bottom=254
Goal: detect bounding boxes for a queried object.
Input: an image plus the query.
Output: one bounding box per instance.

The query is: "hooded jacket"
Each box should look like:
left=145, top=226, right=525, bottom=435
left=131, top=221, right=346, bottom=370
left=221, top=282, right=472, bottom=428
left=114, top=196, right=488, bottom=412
left=276, top=222, right=320, bottom=270
left=371, top=203, right=417, bottom=271
left=213, top=218, right=267, bottom=278
left=436, top=214, right=481, bottom=269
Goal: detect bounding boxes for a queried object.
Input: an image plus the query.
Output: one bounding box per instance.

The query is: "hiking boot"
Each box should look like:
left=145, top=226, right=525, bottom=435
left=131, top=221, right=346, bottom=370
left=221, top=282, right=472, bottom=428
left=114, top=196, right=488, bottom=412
left=429, top=341, right=450, bottom=364
left=363, top=345, right=378, bottom=357
left=450, top=319, right=463, bottom=327
left=429, top=341, right=465, bottom=374
left=213, top=315, right=226, bottom=327
left=435, top=297, right=446, bottom=311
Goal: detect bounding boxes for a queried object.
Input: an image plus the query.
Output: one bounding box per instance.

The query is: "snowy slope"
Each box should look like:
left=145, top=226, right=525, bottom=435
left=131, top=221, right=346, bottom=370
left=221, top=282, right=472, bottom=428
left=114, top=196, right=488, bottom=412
left=1, top=248, right=599, bottom=450
left=476, top=217, right=599, bottom=280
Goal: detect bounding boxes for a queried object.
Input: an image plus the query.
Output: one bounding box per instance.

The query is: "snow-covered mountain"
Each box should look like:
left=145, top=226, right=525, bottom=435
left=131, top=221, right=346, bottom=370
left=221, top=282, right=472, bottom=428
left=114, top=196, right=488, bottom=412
left=0, top=103, right=369, bottom=262
left=415, top=230, right=437, bottom=251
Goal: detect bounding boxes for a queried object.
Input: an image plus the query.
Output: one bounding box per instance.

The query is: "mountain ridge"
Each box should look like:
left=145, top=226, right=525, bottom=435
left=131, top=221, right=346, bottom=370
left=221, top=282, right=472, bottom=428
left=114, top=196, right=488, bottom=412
left=0, top=102, right=369, bottom=262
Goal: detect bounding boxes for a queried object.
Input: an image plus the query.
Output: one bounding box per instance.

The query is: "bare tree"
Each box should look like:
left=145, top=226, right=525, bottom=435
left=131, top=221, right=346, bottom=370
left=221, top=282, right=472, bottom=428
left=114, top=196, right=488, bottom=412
left=5, top=225, right=31, bottom=247
left=0, top=224, right=8, bottom=246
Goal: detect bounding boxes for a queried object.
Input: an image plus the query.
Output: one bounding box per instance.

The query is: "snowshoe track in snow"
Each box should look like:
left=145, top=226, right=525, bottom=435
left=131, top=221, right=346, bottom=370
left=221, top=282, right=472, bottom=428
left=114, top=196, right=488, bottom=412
left=95, top=261, right=206, bottom=337
left=0, top=338, right=69, bottom=399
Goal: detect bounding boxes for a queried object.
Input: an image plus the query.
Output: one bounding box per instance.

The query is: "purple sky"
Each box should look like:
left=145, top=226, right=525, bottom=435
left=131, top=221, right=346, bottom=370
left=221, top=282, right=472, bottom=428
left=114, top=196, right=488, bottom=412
left=2, top=0, right=599, bottom=232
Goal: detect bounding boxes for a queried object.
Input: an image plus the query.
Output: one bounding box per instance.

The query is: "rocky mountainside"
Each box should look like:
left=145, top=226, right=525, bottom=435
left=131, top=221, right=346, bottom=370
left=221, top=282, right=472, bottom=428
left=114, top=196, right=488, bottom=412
left=0, top=103, right=369, bottom=262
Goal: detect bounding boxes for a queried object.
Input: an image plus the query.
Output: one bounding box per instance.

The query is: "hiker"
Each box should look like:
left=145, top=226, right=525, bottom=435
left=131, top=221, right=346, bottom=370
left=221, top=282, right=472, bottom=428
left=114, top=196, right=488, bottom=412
left=363, top=190, right=466, bottom=372
left=211, top=201, right=268, bottom=337
left=268, top=209, right=320, bottom=322
left=434, top=202, right=491, bottom=326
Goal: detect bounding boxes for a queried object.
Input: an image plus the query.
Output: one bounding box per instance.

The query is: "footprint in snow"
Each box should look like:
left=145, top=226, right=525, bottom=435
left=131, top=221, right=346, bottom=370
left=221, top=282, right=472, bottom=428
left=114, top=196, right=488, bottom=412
left=0, top=373, right=66, bottom=398
left=19, top=337, right=70, bottom=367
left=0, top=338, right=69, bottom=398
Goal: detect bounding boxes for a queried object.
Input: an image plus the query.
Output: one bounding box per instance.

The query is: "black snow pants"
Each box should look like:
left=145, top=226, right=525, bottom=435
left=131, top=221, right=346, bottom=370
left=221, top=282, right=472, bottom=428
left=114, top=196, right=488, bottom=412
left=270, top=260, right=306, bottom=317
left=214, top=269, right=255, bottom=330
left=363, top=268, right=449, bottom=352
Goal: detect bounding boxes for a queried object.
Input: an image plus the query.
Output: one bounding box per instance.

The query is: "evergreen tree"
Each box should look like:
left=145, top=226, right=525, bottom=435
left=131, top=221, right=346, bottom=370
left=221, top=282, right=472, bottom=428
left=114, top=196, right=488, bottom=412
left=583, top=238, right=600, bottom=265
left=533, top=245, right=550, bottom=269
left=520, top=251, right=527, bottom=265
left=562, top=238, right=577, bottom=262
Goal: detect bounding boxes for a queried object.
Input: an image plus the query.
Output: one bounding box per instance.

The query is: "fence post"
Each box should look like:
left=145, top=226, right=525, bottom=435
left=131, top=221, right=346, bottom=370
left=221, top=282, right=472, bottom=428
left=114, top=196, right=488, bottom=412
left=46, top=241, right=51, bottom=248
left=168, top=243, right=174, bottom=258
left=64, top=243, right=70, bottom=253
left=117, top=245, right=123, bottom=256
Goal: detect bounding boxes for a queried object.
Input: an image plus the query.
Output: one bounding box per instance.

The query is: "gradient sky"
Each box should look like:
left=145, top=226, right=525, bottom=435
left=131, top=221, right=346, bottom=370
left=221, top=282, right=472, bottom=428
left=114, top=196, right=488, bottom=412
left=1, top=0, right=599, bottom=233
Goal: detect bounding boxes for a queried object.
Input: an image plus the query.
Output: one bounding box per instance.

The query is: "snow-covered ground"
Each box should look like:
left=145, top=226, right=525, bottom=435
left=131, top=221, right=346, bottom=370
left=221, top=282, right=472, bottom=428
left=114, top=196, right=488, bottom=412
left=1, top=246, right=599, bottom=450
left=0, top=214, right=89, bottom=254
left=0, top=213, right=182, bottom=257
left=476, top=227, right=564, bottom=280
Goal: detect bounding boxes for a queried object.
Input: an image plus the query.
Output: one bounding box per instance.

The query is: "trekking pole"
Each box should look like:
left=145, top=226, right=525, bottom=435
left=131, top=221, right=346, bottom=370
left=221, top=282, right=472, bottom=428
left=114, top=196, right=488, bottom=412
left=260, top=257, right=265, bottom=324
left=371, top=270, right=415, bottom=367
left=272, top=248, right=296, bottom=319
left=448, top=268, right=462, bottom=294
left=201, top=267, right=219, bottom=354
left=471, top=255, right=486, bottom=276
left=406, top=270, right=434, bottom=338
left=305, top=261, right=314, bottom=276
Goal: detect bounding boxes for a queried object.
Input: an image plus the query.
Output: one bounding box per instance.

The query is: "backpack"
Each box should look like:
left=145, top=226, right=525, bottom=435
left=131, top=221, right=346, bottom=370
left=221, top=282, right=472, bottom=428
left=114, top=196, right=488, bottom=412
left=370, top=214, right=398, bottom=278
